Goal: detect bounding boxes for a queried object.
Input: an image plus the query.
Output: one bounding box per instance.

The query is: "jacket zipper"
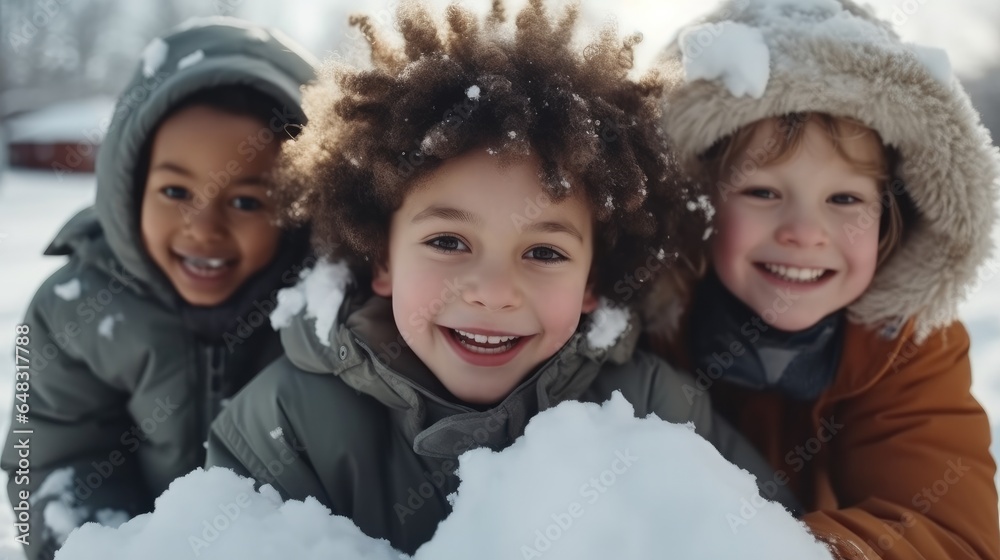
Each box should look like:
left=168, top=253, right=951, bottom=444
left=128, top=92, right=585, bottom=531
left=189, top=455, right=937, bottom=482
left=202, top=343, right=227, bottom=441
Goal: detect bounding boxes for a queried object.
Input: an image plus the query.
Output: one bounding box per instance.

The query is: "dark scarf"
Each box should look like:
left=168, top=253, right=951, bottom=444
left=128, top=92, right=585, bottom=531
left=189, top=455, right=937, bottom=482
left=179, top=229, right=311, bottom=343
left=688, top=271, right=845, bottom=400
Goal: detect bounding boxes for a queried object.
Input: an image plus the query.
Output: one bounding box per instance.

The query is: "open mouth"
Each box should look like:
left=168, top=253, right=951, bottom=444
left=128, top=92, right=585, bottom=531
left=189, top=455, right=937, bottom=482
left=756, top=262, right=834, bottom=284
left=449, top=328, right=522, bottom=355
left=173, top=252, right=237, bottom=279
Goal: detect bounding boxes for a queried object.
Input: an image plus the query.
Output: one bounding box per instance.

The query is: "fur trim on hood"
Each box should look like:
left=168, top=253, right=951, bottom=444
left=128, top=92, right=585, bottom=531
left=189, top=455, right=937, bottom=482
left=652, top=0, right=1000, bottom=342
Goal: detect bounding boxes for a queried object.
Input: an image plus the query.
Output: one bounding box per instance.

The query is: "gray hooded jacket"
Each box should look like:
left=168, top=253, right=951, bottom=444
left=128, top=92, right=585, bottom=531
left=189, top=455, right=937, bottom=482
left=1, top=19, right=315, bottom=560
left=207, top=286, right=800, bottom=555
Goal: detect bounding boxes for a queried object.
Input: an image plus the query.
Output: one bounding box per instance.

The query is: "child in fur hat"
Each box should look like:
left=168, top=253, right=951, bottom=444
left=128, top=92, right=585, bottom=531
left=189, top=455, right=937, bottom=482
left=650, top=0, right=1000, bottom=558
left=205, top=0, right=800, bottom=553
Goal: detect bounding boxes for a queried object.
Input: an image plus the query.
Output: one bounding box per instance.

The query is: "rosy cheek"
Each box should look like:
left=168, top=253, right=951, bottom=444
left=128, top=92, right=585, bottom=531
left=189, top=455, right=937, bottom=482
left=712, top=212, right=749, bottom=269
left=534, top=282, right=585, bottom=344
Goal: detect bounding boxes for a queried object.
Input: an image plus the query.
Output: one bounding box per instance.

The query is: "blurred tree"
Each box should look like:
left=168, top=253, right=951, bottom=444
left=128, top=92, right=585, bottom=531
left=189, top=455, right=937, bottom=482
left=0, top=0, right=212, bottom=116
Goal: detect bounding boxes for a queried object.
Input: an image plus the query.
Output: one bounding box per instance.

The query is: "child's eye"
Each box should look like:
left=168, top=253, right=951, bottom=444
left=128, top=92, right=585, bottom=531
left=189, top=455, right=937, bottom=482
left=160, top=186, right=189, bottom=200
left=743, top=188, right=778, bottom=200
left=829, top=193, right=862, bottom=205
left=525, top=246, right=568, bottom=263
left=231, top=196, right=264, bottom=211
left=425, top=235, right=469, bottom=253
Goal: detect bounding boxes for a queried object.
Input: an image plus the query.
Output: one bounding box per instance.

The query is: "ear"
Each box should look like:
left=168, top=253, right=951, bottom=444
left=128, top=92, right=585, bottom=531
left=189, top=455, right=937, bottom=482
left=371, top=263, right=392, bottom=297
left=581, top=284, right=599, bottom=313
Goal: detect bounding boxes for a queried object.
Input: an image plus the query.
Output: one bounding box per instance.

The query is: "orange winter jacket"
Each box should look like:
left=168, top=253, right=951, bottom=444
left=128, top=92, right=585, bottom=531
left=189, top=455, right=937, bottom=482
left=651, top=0, right=1000, bottom=557
left=652, top=318, right=998, bottom=559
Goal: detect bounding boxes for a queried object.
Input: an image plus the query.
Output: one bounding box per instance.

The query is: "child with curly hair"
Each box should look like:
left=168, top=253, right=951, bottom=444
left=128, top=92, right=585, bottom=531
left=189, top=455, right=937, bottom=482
left=647, top=1, right=1000, bottom=558
left=206, top=0, right=798, bottom=553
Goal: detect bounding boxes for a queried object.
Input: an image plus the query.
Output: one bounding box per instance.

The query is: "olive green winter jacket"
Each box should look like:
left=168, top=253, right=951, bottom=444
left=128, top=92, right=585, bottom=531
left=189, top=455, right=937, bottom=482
left=207, top=289, right=800, bottom=555
left=1, top=19, right=315, bottom=560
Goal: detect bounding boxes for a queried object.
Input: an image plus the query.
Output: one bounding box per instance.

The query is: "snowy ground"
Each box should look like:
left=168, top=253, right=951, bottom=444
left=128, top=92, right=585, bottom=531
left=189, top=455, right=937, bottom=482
left=55, top=395, right=834, bottom=560
left=0, top=170, right=96, bottom=560
left=1, top=168, right=999, bottom=559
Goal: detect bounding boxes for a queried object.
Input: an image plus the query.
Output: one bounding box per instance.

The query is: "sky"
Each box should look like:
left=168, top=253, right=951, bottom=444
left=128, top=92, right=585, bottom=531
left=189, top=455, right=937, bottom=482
left=237, top=0, right=1000, bottom=79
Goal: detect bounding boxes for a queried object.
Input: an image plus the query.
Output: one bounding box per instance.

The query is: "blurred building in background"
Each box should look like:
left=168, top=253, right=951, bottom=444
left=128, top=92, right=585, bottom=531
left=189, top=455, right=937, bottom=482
left=4, top=96, right=113, bottom=172
left=0, top=0, right=998, bottom=175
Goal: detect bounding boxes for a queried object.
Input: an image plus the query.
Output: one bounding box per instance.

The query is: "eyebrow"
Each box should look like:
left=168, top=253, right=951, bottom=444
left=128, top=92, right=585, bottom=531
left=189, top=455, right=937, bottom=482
left=151, top=162, right=194, bottom=178
left=521, top=220, right=584, bottom=242
left=412, top=205, right=584, bottom=242
left=411, top=206, right=483, bottom=226
left=150, top=162, right=269, bottom=188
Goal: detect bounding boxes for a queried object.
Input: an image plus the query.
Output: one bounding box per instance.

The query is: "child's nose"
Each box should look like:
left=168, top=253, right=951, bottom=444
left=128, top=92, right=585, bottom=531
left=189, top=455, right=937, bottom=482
left=462, top=265, right=522, bottom=312
left=775, top=211, right=828, bottom=248
left=183, top=205, right=227, bottom=242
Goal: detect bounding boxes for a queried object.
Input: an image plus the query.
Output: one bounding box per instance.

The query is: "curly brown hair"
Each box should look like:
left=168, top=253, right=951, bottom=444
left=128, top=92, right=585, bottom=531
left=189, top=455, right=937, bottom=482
left=275, top=0, right=709, bottom=304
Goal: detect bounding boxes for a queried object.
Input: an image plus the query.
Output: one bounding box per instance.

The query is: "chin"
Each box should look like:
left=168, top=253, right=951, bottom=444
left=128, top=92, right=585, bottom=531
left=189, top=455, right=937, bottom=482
left=765, top=314, right=825, bottom=333
left=446, top=383, right=508, bottom=406
left=178, top=290, right=229, bottom=307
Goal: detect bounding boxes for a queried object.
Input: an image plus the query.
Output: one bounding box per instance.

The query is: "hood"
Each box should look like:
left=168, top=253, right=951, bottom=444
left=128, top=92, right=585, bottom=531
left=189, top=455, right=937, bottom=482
left=273, top=260, right=639, bottom=459
left=653, top=0, right=1000, bottom=342
left=93, top=17, right=317, bottom=305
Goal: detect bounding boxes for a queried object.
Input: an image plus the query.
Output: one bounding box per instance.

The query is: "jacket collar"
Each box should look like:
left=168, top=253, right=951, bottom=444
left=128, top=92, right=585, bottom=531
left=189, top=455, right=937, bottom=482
left=280, top=289, right=639, bottom=459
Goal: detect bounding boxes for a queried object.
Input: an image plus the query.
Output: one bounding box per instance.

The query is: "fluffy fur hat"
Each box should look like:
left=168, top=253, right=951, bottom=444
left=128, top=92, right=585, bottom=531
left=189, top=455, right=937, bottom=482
left=652, top=0, right=1000, bottom=342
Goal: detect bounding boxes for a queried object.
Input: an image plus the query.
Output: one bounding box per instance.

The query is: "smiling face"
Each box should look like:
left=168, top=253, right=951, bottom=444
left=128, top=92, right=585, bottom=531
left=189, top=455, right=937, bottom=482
left=140, top=105, right=281, bottom=306
left=371, top=150, right=598, bottom=405
left=711, top=118, right=883, bottom=331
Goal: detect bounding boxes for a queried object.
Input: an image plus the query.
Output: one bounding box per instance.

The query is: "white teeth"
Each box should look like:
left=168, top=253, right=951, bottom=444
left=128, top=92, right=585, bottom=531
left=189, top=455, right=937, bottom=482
left=453, top=329, right=519, bottom=345
left=459, top=341, right=512, bottom=355
left=185, top=257, right=229, bottom=269
left=763, top=263, right=826, bottom=282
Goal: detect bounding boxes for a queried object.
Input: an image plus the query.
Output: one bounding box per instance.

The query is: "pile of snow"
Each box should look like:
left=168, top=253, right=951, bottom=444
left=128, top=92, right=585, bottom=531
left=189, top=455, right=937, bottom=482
left=57, top=468, right=400, bottom=560
left=29, top=467, right=128, bottom=547
left=56, top=394, right=832, bottom=560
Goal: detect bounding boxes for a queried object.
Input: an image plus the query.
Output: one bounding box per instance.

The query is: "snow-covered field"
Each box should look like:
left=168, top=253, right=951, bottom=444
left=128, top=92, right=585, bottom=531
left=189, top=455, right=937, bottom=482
left=1, top=166, right=999, bottom=559
left=0, top=170, right=97, bottom=559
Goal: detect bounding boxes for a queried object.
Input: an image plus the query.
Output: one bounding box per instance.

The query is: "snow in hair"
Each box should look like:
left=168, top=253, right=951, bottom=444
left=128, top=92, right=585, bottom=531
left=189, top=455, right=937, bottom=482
left=273, top=0, right=710, bottom=306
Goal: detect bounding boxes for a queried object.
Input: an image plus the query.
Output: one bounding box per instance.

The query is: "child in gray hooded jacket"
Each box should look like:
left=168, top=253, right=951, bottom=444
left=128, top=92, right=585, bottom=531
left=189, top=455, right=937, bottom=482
left=2, top=19, right=315, bottom=560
